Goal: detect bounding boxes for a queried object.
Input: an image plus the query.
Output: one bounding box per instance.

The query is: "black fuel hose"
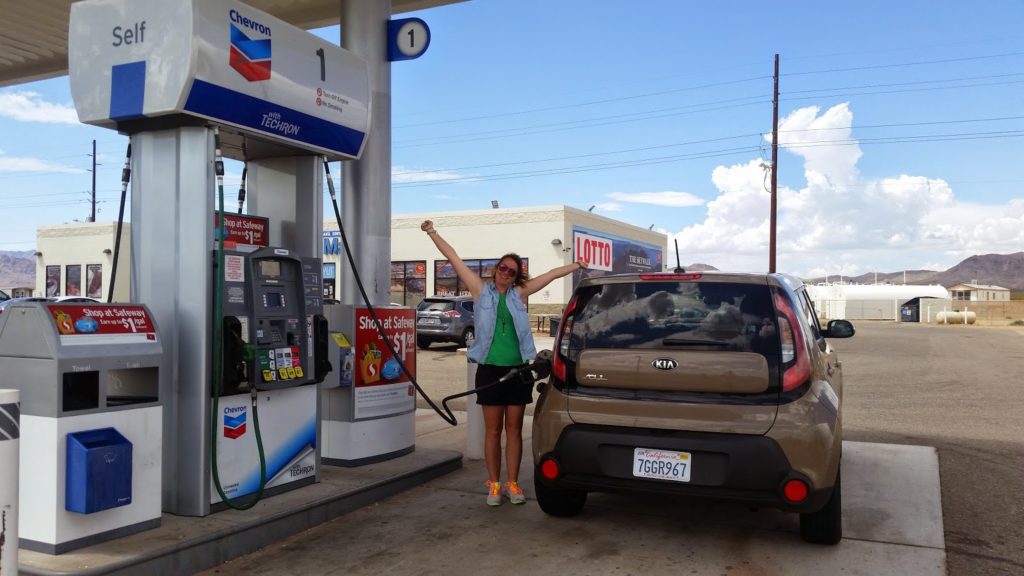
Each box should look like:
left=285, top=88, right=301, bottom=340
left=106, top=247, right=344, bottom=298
left=107, top=142, right=131, bottom=303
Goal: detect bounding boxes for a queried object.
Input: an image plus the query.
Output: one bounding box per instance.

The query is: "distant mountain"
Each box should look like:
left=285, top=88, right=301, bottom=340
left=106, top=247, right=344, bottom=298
left=0, top=250, right=35, bottom=288
left=686, top=263, right=719, bottom=271
left=804, top=252, right=1024, bottom=291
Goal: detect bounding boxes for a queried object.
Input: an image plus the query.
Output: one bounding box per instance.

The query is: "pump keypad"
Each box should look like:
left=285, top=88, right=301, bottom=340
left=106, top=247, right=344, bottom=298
left=258, top=346, right=303, bottom=382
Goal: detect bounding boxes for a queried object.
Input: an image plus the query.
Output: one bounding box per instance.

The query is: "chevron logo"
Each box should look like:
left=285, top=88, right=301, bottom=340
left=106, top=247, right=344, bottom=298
left=229, top=24, right=271, bottom=82
left=223, top=407, right=247, bottom=439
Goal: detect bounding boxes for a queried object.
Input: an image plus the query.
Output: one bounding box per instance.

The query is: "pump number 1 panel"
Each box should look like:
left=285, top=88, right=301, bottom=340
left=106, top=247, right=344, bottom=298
left=69, top=0, right=371, bottom=160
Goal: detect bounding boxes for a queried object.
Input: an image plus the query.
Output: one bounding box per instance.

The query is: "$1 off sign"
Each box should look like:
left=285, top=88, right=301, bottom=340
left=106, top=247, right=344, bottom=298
left=574, top=232, right=613, bottom=271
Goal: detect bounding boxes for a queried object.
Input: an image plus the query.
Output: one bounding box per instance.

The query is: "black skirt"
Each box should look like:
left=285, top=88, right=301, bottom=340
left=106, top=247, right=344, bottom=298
left=474, top=363, right=533, bottom=406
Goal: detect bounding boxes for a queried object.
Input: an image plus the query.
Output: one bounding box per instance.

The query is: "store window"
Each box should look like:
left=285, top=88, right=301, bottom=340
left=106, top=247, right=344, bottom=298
left=65, top=265, right=82, bottom=296
left=433, top=258, right=529, bottom=297
left=45, top=265, right=61, bottom=297
left=390, top=261, right=427, bottom=307
left=86, top=264, right=103, bottom=298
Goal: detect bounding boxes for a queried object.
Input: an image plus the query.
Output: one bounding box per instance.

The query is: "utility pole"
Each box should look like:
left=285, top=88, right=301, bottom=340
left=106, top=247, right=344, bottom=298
left=88, top=139, right=97, bottom=222
left=769, top=53, right=779, bottom=273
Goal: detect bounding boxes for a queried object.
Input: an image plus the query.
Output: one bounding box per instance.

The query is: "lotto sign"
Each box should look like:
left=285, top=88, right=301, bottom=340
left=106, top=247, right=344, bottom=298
left=574, top=232, right=614, bottom=271
left=49, top=304, right=158, bottom=345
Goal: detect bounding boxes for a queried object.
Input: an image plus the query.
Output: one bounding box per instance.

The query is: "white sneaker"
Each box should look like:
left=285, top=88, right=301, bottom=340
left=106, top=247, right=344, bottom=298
left=504, top=481, right=526, bottom=505
left=486, top=481, right=503, bottom=506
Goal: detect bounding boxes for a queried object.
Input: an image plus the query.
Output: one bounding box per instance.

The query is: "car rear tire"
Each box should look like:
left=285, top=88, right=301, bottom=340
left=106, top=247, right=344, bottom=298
left=800, top=467, right=842, bottom=545
left=534, top=471, right=587, bottom=517
left=460, top=327, right=475, bottom=348
left=417, top=337, right=431, bottom=350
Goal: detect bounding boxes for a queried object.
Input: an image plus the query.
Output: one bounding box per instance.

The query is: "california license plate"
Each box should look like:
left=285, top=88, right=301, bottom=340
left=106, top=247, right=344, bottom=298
left=419, top=317, right=440, bottom=325
left=633, top=448, right=691, bottom=482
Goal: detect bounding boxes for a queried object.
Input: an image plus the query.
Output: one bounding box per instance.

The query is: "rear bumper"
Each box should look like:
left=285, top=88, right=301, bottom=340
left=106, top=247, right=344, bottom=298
left=537, top=423, right=833, bottom=513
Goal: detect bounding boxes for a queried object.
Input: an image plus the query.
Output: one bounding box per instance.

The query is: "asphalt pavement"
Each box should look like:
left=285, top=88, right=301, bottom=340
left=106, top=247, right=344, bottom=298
left=409, top=323, right=1024, bottom=576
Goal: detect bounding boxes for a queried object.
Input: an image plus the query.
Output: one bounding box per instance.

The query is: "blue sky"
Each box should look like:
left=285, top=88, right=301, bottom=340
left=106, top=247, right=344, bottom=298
left=1, top=0, right=1022, bottom=277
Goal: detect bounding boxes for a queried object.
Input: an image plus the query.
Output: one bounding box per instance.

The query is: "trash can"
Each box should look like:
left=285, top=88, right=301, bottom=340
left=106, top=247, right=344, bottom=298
left=549, top=316, right=561, bottom=337
left=66, top=427, right=133, bottom=514
left=900, top=306, right=919, bottom=323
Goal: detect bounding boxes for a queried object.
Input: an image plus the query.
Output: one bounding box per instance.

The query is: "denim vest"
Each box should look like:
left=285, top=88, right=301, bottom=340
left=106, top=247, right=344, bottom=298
left=468, top=283, right=536, bottom=364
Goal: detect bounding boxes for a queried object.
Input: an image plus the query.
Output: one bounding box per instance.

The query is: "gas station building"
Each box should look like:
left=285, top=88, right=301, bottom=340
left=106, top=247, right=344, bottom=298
left=35, top=205, right=668, bottom=317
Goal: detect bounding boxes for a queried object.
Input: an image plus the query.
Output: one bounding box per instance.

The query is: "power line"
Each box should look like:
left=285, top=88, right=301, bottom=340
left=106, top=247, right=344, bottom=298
left=783, top=72, right=1024, bottom=95
left=395, top=75, right=769, bottom=129
left=778, top=115, right=1024, bottom=134
left=785, top=50, right=1024, bottom=76
left=395, top=99, right=767, bottom=148
left=394, top=130, right=1024, bottom=188
left=783, top=79, right=1024, bottom=102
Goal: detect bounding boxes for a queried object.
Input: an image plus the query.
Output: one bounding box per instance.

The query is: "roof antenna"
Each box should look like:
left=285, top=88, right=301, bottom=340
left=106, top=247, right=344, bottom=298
left=674, top=239, right=686, bottom=273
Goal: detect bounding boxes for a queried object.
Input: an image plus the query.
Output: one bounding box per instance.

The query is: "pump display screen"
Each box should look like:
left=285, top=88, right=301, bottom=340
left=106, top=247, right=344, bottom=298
left=259, top=260, right=281, bottom=278
left=265, top=292, right=284, bottom=308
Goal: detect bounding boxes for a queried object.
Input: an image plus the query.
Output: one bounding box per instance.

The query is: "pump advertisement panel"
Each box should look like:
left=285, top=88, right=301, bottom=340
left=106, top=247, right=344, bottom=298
left=48, top=304, right=158, bottom=346
left=572, top=226, right=664, bottom=288
left=353, top=308, right=416, bottom=420
left=69, top=0, right=371, bottom=159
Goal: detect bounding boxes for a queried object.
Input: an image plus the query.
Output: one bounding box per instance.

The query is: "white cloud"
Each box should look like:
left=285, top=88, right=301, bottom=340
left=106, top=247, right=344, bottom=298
left=392, top=165, right=471, bottom=184
left=0, top=91, right=80, bottom=124
left=668, top=103, right=1024, bottom=277
left=606, top=191, right=705, bottom=208
left=0, top=154, right=84, bottom=174
left=593, top=202, right=624, bottom=212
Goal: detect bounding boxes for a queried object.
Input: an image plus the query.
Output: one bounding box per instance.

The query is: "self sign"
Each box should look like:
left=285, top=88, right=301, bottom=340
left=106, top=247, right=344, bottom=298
left=112, top=21, right=146, bottom=47
left=574, top=232, right=613, bottom=271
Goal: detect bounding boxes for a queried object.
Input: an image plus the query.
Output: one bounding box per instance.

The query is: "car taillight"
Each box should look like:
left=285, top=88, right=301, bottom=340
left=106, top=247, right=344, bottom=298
left=774, top=293, right=810, bottom=392
left=540, top=457, right=561, bottom=480
left=783, top=478, right=809, bottom=503
left=551, top=295, right=578, bottom=382
left=442, top=310, right=460, bottom=318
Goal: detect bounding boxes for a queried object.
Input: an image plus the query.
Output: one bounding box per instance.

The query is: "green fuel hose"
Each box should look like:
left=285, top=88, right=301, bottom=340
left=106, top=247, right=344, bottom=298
left=210, top=127, right=267, bottom=510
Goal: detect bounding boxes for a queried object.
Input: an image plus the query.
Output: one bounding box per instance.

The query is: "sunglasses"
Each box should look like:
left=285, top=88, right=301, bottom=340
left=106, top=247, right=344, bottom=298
left=496, top=263, right=518, bottom=277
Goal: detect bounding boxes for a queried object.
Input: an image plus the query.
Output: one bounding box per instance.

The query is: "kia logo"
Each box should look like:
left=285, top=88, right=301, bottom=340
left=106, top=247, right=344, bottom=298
left=652, top=358, right=678, bottom=370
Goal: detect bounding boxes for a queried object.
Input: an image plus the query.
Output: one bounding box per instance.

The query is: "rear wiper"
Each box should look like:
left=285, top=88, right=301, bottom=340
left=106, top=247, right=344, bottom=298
left=662, top=338, right=730, bottom=347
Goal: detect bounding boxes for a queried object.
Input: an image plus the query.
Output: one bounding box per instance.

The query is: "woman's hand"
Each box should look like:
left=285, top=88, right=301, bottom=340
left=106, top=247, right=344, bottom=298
left=576, top=258, right=589, bottom=270
left=421, top=220, right=436, bottom=234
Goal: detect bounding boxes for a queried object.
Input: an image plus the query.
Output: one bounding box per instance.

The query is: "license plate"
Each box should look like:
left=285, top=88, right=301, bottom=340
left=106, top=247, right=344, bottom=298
left=419, top=317, right=440, bottom=325
left=633, top=448, right=691, bottom=482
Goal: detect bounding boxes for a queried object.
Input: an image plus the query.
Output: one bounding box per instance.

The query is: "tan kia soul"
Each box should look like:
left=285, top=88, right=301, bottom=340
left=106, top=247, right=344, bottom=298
left=532, top=272, right=854, bottom=544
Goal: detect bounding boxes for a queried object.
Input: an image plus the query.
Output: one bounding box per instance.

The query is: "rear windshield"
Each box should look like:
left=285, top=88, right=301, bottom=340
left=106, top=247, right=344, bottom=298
left=570, top=281, right=779, bottom=356
left=418, top=299, right=455, bottom=312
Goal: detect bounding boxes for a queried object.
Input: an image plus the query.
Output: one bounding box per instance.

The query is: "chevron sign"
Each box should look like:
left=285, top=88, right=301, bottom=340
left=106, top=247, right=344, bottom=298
left=223, top=406, right=248, bottom=439
left=229, top=13, right=271, bottom=81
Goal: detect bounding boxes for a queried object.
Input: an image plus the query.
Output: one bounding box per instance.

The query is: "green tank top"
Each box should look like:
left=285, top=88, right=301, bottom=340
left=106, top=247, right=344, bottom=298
left=484, top=291, right=523, bottom=366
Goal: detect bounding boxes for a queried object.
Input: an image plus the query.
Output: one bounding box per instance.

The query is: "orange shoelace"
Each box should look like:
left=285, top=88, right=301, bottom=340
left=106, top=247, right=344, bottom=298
left=487, top=481, right=501, bottom=497
left=504, top=481, right=523, bottom=496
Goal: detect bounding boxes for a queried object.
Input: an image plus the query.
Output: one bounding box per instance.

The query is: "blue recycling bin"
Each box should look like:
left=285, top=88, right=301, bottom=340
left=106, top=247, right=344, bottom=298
left=66, top=428, right=133, bottom=514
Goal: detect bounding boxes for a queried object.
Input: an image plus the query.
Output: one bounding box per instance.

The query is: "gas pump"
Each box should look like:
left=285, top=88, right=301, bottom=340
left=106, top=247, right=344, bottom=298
left=211, top=243, right=331, bottom=508
left=68, top=0, right=372, bottom=516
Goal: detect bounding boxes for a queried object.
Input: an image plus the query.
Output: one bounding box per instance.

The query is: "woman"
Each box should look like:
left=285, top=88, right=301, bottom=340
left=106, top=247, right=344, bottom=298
left=422, top=220, right=587, bottom=506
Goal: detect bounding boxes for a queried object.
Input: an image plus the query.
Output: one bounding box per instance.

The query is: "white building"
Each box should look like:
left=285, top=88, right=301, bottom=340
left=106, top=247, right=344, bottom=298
left=806, top=283, right=951, bottom=321
left=35, top=206, right=667, bottom=317
left=947, top=283, right=1011, bottom=302
left=327, top=205, right=668, bottom=315
left=35, top=222, right=132, bottom=301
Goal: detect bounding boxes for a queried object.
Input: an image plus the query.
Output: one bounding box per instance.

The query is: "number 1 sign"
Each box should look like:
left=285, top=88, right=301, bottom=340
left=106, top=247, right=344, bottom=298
left=387, top=17, right=430, bottom=62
